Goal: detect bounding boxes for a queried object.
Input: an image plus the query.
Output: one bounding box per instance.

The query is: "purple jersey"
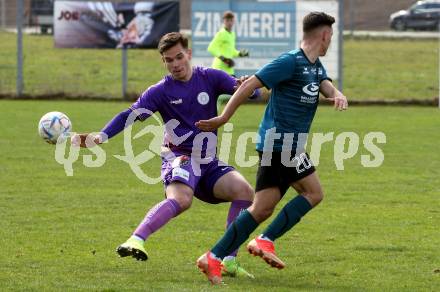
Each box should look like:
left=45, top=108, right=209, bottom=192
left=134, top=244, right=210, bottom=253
left=130, top=66, right=237, bottom=156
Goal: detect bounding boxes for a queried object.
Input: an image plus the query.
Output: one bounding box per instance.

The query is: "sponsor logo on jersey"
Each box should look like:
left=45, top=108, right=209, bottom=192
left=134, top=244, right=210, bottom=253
left=170, top=98, right=183, bottom=104
left=303, top=67, right=309, bottom=75
left=302, top=82, right=319, bottom=96
left=300, top=95, right=318, bottom=104
left=172, top=167, right=190, bottom=181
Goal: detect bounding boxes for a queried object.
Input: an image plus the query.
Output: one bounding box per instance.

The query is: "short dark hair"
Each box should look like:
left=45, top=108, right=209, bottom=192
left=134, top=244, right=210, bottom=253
left=223, top=10, right=234, bottom=20
left=158, top=32, right=189, bottom=54
left=303, top=12, right=335, bottom=33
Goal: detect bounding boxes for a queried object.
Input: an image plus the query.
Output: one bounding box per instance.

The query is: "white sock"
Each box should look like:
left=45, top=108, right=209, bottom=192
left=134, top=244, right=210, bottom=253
left=210, top=252, right=223, bottom=261
left=258, top=234, right=273, bottom=242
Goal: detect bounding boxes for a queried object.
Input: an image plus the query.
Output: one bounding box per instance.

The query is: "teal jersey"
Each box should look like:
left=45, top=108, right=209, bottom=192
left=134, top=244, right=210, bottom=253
left=255, top=49, right=330, bottom=152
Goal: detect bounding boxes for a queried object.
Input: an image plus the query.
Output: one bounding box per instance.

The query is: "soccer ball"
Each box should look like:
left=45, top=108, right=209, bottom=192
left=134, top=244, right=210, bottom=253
left=38, top=111, right=72, bottom=144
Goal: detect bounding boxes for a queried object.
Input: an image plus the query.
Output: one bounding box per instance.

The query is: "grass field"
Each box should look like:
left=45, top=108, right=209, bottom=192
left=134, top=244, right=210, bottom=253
left=344, top=38, right=439, bottom=100
left=0, top=31, right=438, bottom=100
left=1, top=100, right=439, bottom=291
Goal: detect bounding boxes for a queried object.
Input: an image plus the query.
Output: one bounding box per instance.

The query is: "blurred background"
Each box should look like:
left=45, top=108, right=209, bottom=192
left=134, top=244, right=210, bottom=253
left=0, top=0, right=438, bottom=103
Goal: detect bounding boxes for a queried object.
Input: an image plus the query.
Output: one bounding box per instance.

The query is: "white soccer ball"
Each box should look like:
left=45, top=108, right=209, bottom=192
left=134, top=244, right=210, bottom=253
left=38, top=111, right=72, bottom=144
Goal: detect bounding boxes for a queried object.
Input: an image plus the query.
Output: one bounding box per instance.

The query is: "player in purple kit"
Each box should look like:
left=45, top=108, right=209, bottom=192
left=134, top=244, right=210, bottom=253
left=71, top=32, right=255, bottom=279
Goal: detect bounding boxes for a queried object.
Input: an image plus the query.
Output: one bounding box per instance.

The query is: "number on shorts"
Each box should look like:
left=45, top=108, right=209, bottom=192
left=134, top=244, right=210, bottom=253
left=295, top=153, right=312, bottom=173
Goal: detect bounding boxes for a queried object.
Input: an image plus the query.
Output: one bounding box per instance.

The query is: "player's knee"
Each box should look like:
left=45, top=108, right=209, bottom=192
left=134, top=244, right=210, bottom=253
left=230, top=182, right=254, bottom=201
left=174, top=196, right=192, bottom=211
left=304, top=189, right=324, bottom=207
left=249, top=204, right=275, bottom=223
left=168, top=193, right=193, bottom=211
left=166, top=182, right=194, bottom=211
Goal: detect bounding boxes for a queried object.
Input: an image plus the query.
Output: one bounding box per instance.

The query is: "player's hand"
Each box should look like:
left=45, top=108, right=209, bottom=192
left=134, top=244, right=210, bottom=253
left=239, top=49, right=249, bottom=57
left=219, top=56, right=235, bottom=68
left=195, top=116, right=227, bottom=132
left=71, top=133, right=102, bottom=148
left=328, top=95, right=348, bottom=111
left=225, top=58, right=235, bottom=67
left=234, top=75, right=250, bottom=90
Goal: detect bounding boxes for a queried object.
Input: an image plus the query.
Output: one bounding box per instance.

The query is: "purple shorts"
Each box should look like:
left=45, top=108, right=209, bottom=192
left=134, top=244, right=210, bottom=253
left=161, top=154, right=235, bottom=204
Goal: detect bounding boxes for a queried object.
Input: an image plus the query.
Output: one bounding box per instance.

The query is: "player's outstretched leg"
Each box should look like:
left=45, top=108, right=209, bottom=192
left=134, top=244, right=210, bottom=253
left=197, top=210, right=259, bottom=283
left=116, top=198, right=181, bottom=261
left=222, top=199, right=254, bottom=278
left=247, top=236, right=285, bottom=269
left=196, top=252, right=223, bottom=285
left=247, top=194, right=314, bottom=268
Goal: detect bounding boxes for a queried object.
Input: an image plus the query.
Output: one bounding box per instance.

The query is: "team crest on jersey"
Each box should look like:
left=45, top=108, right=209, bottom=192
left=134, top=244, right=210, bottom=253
left=172, top=155, right=190, bottom=168
left=197, top=92, right=210, bottom=105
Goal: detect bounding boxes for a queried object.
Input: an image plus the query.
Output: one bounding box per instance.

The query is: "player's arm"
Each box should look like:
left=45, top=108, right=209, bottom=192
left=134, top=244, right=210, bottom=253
left=229, top=35, right=240, bottom=58
left=72, top=86, right=159, bottom=147
left=71, top=108, right=138, bottom=148
left=231, top=46, right=240, bottom=58
left=235, top=75, right=261, bottom=99
left=196, top=75, right=263, bottom=131
left=207, top=32, right=223, bottom=58
left=320, top=79, right=348, bottom=111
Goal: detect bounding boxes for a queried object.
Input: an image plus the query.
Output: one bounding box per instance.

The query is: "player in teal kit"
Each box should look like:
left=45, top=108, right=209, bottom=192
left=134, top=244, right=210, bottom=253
left=196, top=12, right=348, bottom=284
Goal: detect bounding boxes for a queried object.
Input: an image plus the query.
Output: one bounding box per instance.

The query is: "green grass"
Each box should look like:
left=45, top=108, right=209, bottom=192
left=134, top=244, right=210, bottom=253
left=1, top=100, right=439, bottom=291
left=0, top=31, right=438, bottom=100
left=0, top=31, right=167, bottom=98
left=344, top=38, right=439, bottom=100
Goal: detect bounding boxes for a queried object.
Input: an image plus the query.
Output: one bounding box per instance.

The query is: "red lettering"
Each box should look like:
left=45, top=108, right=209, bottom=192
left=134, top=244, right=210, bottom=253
left=57, top=10, right=80, bottom=21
